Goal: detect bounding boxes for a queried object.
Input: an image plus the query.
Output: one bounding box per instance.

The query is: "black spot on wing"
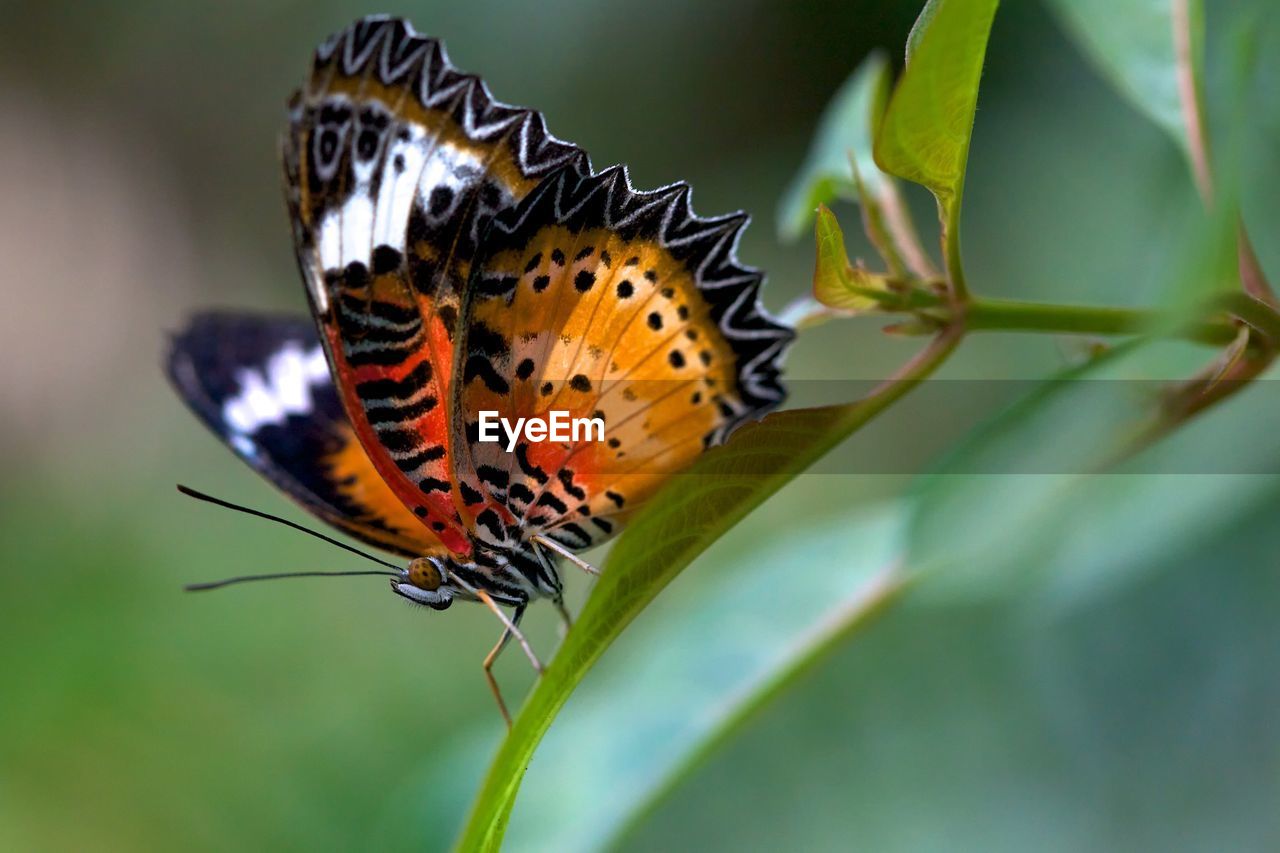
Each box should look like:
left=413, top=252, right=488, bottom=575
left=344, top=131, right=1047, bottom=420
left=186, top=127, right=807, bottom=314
left=555, top=523, right=592, bottom=547
left=557, top=468, right=586, bottom=500
left=464, top=355, right=510, bottom=394
left=459, top=481, right=484, bottom=505
left=476, top=465, right=510, bottom=489
left=394, top=443, right=446, bottom=472
left=356, top=359, right=433, bottom=400
left=476, top=274, right=518, bottom=299
left=508, top=482, right=535, bottom=505
left=463, top=321, right=512, bottom=394
left=365, top=393, right=437, bottom=424
left=375, top=427, right=419, bottom=453
left=476, top=508, right=504, bottom=541
left=515, top=444, right=548, bottom=484
left=535, top=492, right=568, bottom=514
left=372, top=245, right=403, bottom=274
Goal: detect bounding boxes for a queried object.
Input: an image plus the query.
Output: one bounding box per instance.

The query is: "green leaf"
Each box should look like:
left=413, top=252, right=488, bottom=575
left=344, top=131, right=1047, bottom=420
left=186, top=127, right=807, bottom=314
left=454, top=335, right=959, bottom=851
left=812, top=205, right=894, bottom=312
left=905, top=339, right=1280, bottom=606
left=1047, top=0, right=1204, bottom=160
left=1050, top=1, right=1275, bottom=302
left=874, top=0, right=1000, bottom=205
left=629, top=513, right=1280, bottom=848
left=502, top=505, right=906, bottom=851
left=778, top=51, right=891, bottom=241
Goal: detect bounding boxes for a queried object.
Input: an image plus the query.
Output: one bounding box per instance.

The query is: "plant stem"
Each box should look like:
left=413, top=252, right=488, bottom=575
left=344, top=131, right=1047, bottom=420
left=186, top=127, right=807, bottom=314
left=879, top=177, right=940, bottom=280
left=963, top=296, right=1240, bottom=346
left=941, top=195, right=969, bottom=302
left=1218, top=291, right=1280, bottom=344
left=1236, top=223, right=1277, bottom=306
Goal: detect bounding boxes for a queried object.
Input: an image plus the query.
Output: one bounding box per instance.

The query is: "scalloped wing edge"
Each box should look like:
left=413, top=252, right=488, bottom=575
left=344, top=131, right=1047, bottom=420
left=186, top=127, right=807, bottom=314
left=287, top=16, right=587, bottom=179
left=286, top=15, right=792, bottom=430
left=484, top=163, right=795, bottom=432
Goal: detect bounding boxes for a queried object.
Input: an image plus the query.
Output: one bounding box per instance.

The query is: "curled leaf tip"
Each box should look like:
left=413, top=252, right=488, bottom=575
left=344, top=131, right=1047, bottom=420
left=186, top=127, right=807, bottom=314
left=813, top=206, right=894, bottom=313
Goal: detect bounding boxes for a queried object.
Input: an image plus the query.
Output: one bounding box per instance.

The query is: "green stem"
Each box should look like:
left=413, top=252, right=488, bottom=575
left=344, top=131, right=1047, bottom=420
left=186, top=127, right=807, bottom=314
left=964, top=296, right=1240, bottom=346
left=941, top=195, right=969, bottom=302
left=1218, top=291, right=1280, bottom=344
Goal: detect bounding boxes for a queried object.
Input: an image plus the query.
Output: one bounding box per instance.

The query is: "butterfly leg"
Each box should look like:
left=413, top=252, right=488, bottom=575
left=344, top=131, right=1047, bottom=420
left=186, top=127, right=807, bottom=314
left=450, top=575, right=543, bottom=672
left=532, top=534, right=601, bottom=577
left=463, top=587, right=543, bottom=728
left=479, top=601, right=528, bottom=728
left=552, top=596, right=573, bottom=635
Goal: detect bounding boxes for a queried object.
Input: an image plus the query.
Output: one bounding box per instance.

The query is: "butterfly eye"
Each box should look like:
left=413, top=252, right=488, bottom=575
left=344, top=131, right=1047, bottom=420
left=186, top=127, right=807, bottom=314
left=407, top=557, right=444, bottom=591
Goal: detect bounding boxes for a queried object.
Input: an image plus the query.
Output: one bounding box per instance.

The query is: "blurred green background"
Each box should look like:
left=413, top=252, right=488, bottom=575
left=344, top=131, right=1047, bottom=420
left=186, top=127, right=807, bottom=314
left=2, top=1, right=1278, bottom=850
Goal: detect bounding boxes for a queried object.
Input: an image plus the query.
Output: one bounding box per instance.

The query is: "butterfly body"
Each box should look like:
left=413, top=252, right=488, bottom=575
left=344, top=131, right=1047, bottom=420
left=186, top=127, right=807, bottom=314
left=168, top=15, right=792, bottom=719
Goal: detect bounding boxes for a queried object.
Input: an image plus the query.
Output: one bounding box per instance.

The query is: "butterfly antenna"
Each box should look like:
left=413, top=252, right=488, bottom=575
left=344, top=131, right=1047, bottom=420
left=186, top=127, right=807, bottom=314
left=184, top=569, right=396, bottom=592
left=176, top=484, right=402, bottom=572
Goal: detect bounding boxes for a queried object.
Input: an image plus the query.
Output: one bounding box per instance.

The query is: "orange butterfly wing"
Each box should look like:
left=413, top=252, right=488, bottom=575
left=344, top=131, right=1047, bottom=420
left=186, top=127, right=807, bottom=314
left=453, top=166, right=793, bottom=551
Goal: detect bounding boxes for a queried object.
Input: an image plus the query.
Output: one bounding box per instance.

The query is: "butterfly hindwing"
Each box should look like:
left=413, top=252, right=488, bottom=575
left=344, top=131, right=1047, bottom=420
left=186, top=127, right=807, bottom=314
left=166, top=312, right=448, bottom=559
left=454, top=166, right=794, bottom=550
left=281, top=16, right=587, bottom=555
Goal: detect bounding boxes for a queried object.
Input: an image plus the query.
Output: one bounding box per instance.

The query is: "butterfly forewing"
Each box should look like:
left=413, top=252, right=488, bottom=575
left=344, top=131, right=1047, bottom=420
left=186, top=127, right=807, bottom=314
left=281, top=16, right=586, bottom=555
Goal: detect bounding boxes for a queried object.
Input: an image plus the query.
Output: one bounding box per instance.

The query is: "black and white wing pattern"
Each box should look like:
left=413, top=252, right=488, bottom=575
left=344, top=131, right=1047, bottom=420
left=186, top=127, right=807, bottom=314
left=166, top=311, right=448, bottom=558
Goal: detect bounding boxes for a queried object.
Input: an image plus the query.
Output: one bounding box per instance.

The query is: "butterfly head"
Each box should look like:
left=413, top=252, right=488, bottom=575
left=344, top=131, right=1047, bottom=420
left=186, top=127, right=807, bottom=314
left=391, top=556, right=454, bottom=610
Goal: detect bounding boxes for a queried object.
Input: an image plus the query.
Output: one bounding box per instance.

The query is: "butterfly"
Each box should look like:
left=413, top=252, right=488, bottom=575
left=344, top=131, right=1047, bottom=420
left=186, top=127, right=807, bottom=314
left=167, top=15, right=793, bottom=723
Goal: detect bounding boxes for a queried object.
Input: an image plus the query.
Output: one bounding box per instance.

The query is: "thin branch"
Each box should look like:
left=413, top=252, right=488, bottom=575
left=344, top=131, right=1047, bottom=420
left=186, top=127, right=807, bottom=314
left=962, top=296, right=1240, bottom=347
left=1237, top=221, right=1277, bottom=306
left=850, top=155, right=908, bottom=279
left=879, top=178, right=941, bottom=280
